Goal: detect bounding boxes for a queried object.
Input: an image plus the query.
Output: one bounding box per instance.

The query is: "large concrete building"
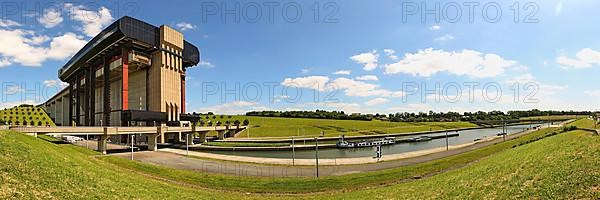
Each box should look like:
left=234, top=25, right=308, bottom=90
left=42, top=16, right=199, bottom=127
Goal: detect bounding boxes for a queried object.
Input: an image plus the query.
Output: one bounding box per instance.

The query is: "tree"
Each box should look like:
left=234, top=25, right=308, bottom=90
left=234, top=120, right=241, bottom=129
left=243, top=119, right=250, bottom=126
left=216, top=121, right=222, bottom=126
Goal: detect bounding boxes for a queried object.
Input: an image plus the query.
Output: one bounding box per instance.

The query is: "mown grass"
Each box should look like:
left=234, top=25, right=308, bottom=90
left=101, top=126, right=562, bottom=194
left=3, top=118, right=596, bottom=199
left=202, top=115, right=477, bottom=138
left=0, top=130, right=245, bottom=199
left=519, top=115, right=581, bottom=121
left=311, top=129, right=600, bottom=199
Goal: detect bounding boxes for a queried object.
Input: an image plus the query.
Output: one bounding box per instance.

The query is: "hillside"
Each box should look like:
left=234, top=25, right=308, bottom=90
left=200, top=115, right=476, bottom=138
left=0, top=105, right=55, bottom=126
left=1, top=119, right=598, bottom=199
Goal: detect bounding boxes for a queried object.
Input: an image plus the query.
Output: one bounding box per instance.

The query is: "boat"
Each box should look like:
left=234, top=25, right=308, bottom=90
left=408, top=136, right=433, bottom=142
left=336, top=137, right=396, bottom=148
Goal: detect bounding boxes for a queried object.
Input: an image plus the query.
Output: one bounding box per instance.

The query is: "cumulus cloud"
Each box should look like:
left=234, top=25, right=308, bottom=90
left=330, top=77, right=404, bottom=97
left=365, top=98, right=389, bottom=106
left=434, top=34, right=454, bottom=41
left=43, top=79, right=69, bottom=88
left=333, top=70, right=351, bottom=75
left=194, top=101, right=264, bottom=115
left=198, top=61, right=215, bottom=68
left=383, top=49, right=398, bottom=60
left=65, top=3, right=114, bottom=37
left=355, top=75, right=378, bottom=81
left=0, top=29, right=87, bottom=66
left=176, top=22, right=197, bottom=31
left=584, top=90, right=600, bottom=97
left=38, top=8, right=64, bottom=28
left=429, top=25, right=441, bottom=30
left=556, top=48, right=600, bottom=69
left=0, top=19, right=21, bottom=27
left=282, top=76, right=330, bottom=91
left=383, top=48, right=518, bottom=78
left=350, top=50, right=379, bottom=71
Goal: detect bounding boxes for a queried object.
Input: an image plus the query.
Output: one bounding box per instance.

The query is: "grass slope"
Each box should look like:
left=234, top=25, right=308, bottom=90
left=203, top=115, right=476, bottom=138
left=2, top=118, right=597, bottom=199
left=315, top=130, right=600, bottom=199
left=0, top=105, right=55, bottom=126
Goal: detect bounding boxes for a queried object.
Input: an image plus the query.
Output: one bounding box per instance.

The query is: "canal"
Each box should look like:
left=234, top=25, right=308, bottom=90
left=202, top=123, right=548, bottom=159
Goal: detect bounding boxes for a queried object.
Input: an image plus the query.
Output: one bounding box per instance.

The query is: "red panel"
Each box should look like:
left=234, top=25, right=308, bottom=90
left=181, top=77, right=186, bottom=114
left=122, top=50, right=129, bottom=110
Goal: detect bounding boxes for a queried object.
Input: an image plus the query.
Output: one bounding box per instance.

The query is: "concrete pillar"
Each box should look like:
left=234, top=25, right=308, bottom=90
left=186, top=133, right=194, bottom=145
left=147, top=134, right=159, bottom=151
left=217, top=130, right=225, bottom=140
left=178, top=132, right=182, bottom=142
left=98, top=135, right=108, bottom=154
left=198, top=131, right=207, bottom=143
left=157, top=126, right=167, bottom=143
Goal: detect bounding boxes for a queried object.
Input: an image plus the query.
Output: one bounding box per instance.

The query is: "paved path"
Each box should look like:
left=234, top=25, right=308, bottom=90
left=111, top=126, right=550, bottom=177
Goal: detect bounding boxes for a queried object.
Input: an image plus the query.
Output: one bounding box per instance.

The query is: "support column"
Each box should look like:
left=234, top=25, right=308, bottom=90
left=98, top=135, right=108, bottom=154
left=186, top=133, right=194, bottom=145
left=121, top=48, right=129, bottom=111
left=181, top=75, right=185, bottom=114
left=147, top=134, right=159, bottom=151
left=103, top=57, right=111, bottom=126
left=75, top=75, right=81, bottom=126
left=198, top=131, right=207, bottom=143
left=217, top=130, right=225, bottom=140
left=157, top=126, right=167, bottom=144
left=68, top=82, right=74, bottom=126
left=90, top=65, right=96, bottom=126
left=84, top=67, right=90, bottom=126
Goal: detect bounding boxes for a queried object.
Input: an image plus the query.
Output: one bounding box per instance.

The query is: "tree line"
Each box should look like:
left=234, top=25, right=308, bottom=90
left=245, top=109, right=591, bottom=122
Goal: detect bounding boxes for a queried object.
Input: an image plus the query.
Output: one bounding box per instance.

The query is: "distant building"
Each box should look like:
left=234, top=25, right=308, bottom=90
left=42, top=16, right=200, bottom=126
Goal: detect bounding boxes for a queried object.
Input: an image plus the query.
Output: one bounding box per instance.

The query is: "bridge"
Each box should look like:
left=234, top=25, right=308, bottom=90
left=10, top=126, right=246, bottom=154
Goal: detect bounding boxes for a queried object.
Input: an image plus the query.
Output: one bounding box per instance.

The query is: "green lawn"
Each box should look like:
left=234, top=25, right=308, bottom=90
left=203, top=141, right=290, bottom=147
left=313, top=129, right=600, bottom=199
left=2, top=118, right=597, bottom=199
left=200, top=115, right=477, bottom=138
left=520, top=115, right=582, bottom=121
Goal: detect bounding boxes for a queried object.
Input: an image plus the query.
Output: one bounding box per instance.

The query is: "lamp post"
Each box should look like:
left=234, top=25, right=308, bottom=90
left=292, top=136, right=296, bottom=165
left=130, top=134, right=134, bottom=160
left=315, top=137, right=319, bottom=178
left=445, top=131, right=449, bottom=151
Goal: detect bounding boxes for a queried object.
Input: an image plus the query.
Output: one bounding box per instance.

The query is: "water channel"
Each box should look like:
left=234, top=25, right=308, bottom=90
left=203, top=123, right=549, bottom=159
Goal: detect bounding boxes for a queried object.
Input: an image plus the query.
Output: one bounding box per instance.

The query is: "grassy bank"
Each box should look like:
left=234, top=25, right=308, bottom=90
left=102, top=126, right=562, bottom=194
left=203, top=115, right=477, bottom=138
left=312, top=129, right=600, bottom=199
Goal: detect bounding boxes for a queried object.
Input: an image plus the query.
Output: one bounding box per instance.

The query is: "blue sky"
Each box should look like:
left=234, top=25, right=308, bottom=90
left=1, top=0, right=599, bottom=114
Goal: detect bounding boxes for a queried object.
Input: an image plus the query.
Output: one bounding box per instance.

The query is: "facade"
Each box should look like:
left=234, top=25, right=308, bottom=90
left=42, top=16, right=199, bottom=127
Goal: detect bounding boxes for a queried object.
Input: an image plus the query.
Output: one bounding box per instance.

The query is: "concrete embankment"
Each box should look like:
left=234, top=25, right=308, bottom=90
left=180, top=133, right=459, bottom=151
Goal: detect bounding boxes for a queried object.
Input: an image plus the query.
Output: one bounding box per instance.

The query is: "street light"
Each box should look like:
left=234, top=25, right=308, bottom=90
left=315, top=137, right=319, bottom=178
left=130, top=134, right=134, bottom=160
left=291, top=136, right=296, bottom=165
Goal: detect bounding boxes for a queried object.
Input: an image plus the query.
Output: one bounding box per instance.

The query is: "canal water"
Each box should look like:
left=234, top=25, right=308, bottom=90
left=205, top=123, right=548, bottom=159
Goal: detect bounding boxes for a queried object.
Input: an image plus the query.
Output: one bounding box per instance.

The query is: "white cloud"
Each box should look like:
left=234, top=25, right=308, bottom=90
left=365, top=98, right=389, bottom=106
left=333, top=70, right=351, bottom=75
left=383, top=48, right=518, bottom=78
left=0, top=29, right=87, bottom=66
left=331, top=77, right=404, bottom=97
left=282, top=76, right=330, bottom=91
left=355, top=75, right=378, bottom=81
left=555, top=1, right=563, bottom=15
left=556, top=48, right=600, bottom=69
left=584, top=90, right=600, bottom=97
left=198, top=60, right=215, bottom=68
left=434, top=34, right=454, bottom=41
left=383, top=49, right=398, bottom=60
left=350, top=50, right=379, bottom=71
left=0, top=19, right=21, bottom=27
left=194, top=101, right=263, bottom=115
left=38, top=8, right=64, bottom=28
left=43, top=79, right=68, bottom=88
left=429, top=25, right=441, bottom=30
left=0, top=58, right=10, bottom=67
left=176, top=22, right=197, bottom=31
left=66, top=3, right=114, bottom=37
left=301, top=68, right=310, bottom=74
